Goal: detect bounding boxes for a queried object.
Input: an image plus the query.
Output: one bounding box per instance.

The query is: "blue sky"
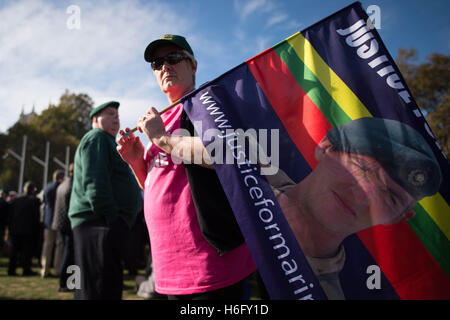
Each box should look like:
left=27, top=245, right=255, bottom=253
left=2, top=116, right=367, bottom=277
left=0, top=0, right=449, bottom=136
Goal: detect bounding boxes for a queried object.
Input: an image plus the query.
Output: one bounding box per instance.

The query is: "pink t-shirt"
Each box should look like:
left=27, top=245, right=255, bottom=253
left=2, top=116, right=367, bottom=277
left=143, top=104, right=256, bottom=295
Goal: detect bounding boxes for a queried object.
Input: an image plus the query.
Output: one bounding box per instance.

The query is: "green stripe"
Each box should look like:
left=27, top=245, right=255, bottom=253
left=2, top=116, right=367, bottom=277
left=407, top=203, right=450, bottom=278
left=273, top=41, right=351, bottom=127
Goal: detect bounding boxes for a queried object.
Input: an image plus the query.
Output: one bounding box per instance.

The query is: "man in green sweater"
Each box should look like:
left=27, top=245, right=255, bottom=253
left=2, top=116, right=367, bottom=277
left=69, top=101, right=141, bottom=300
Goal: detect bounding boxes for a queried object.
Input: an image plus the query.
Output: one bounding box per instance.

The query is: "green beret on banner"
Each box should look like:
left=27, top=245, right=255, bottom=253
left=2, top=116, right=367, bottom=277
left=89, top=101, right=120, bottom=120
left=326, top=117, right=442, bottom=201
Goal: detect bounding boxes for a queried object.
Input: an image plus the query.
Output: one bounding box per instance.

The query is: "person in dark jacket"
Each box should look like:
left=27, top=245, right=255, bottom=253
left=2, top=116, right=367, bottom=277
left=40, top=169, right=65, bottom=278
left=69, top=101, right=141, bottom=300
left=0, top=189, right=9, bottom=256
left=8, top=181, right=41, bottom=276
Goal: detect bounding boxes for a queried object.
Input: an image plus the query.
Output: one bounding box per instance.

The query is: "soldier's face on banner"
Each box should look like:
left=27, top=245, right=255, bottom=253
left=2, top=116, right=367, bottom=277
left=310, top=139, right=416, bottom=235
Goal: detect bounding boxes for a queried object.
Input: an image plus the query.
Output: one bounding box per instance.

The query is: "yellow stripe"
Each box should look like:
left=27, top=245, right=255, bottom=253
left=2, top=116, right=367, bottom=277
left=419, top=194, right=450, bottom=240
left=286, top=32, right=372, bottom=120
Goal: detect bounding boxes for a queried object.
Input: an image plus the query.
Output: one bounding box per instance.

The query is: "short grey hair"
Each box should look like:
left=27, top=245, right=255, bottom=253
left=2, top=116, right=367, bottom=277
left=182, top=49, right=197, bottom=85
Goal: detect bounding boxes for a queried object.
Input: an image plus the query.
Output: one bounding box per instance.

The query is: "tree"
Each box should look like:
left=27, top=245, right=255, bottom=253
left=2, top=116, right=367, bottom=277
left=396, top=48, right=449, bottom=157
left=0, top=91, right=94, bottom=193
left=32, top=90, right=94, bottom=141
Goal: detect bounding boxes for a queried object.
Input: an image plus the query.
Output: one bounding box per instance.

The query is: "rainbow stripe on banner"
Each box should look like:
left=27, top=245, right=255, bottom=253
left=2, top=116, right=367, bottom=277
left=184, top=1, right=449, bottom=299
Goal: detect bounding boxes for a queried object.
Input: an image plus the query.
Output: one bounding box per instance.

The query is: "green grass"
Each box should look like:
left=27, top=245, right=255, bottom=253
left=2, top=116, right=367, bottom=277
left=0, top=252, right=267, bottom=300
left=0, top=256, right=145, bottom=300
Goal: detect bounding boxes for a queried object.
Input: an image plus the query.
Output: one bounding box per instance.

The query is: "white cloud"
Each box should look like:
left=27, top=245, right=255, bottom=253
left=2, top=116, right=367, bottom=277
left=0, top=0, right=192, bottom=132
left=234, top=0, right=275, bottom=20
left=238, top=0, right=265, bottom=19
left=285, top=19, right=303, bottom=32
left=255, top=36, right=272, bottom=53
left=231, top=0, right=302, bottom=59
left=267, top=12, right=288, bottom=27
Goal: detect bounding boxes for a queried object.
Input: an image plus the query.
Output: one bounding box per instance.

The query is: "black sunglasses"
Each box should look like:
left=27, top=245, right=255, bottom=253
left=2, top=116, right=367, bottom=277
left=150, top=52, right=189, bottom=70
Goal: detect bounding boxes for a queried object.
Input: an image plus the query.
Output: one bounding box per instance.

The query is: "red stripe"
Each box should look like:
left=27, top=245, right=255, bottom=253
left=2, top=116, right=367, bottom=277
left=357, top=224, right=450, bottom=299
left=247, top=49, right=331, bottom=168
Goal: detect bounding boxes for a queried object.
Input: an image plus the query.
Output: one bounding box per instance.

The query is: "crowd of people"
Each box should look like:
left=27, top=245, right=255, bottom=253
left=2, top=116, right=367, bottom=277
left=0, top=174, right=150, bottom=295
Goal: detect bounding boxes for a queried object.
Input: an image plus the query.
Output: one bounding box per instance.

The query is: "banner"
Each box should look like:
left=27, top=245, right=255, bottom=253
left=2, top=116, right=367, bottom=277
left=183, top=1, right=450, bottom=299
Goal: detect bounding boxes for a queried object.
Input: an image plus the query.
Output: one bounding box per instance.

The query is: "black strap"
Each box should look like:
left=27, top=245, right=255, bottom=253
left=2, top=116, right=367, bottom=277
left=180, top=110, right=245, bottom=255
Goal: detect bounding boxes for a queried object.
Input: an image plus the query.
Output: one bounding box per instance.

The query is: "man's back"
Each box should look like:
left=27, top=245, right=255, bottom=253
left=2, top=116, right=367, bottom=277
left=0, top=197, right=9, bottom=228
left=69, top=128, right=141, bottom=229
left=52, top=177, right=73, bottom=233
left=9, top=195, right=40, bottom=235
left=43, top=181, right=60, bottom=229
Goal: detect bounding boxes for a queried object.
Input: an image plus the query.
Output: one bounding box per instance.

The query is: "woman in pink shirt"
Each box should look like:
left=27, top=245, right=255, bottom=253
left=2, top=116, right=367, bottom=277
left=117, top=35, right=256, bottom=299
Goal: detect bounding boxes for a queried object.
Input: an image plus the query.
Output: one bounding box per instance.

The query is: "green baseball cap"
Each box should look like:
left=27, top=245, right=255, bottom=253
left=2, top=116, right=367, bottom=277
left=326, top=117, right=442, bottom=201
left=144, top=34, right=194, bottom=63
left=89, top=101, right=120, bottom=120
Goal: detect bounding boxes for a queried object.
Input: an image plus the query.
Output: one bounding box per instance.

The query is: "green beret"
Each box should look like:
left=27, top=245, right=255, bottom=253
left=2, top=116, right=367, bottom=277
left=89, top=101, right=120, bottom=120
left=326, top=117, right=442, bottom=201
left=144, top=34, right=194, bottom=63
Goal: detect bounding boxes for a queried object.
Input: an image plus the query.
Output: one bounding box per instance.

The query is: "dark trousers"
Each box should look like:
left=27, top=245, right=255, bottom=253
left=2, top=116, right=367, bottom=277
left=0, top=224, right=6, bottom=253
left=59, top=231, right=74, bottom=288
left=72, top=218, right=129, bottom=300
left=167, top=278, right=249, bottom=300
left=8, top=234, right=34, bottom=274
left=124, top=218, right=146, bottom=275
